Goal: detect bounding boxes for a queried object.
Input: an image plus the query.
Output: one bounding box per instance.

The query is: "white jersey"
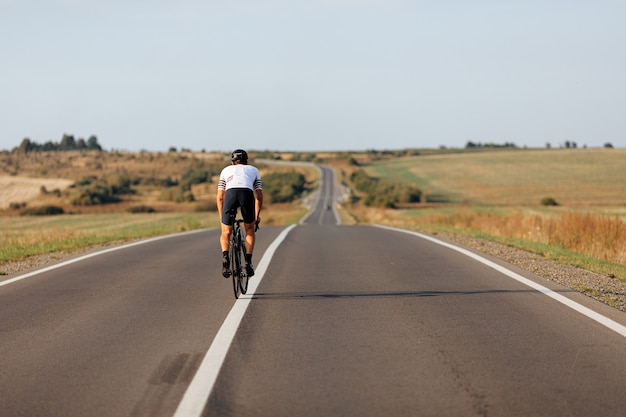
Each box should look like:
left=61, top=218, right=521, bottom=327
left=217, top=164, right=262, bottom=191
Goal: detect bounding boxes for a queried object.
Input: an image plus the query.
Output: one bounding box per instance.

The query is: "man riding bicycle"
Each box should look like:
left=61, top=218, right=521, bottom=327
left=217, top=149, right=263, bottom=278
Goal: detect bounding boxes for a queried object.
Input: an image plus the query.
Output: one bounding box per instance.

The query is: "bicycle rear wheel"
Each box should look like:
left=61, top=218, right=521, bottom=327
left=238, top=241, right=249, bottom=294
left=230, top=230, right=242, bottom=299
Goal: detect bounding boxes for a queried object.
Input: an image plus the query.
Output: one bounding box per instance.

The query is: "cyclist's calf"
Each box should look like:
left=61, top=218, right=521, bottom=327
left=220, top=223, right=233, bottom=252
left=243, top=222, right=256, bottom=256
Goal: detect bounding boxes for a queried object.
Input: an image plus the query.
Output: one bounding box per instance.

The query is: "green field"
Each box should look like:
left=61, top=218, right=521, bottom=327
left=364, top=149, right=626, bottom=207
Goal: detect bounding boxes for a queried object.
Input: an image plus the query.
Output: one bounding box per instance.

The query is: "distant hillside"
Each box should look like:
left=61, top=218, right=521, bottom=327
left=363, top=148, right=626, bottom=206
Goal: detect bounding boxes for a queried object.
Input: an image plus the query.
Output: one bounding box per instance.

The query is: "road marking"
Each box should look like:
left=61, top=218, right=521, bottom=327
left=375, top=225, right=626, bottom=339
left=0, top=229, right=207, bottom=288
left=172, top=224, right=296, bottom=417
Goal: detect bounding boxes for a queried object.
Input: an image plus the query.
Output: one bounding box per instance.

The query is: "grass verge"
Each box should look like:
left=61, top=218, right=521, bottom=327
left=0, top=213, right=219, bottom=266
left=415, top=223, right=626, bottom=281
left=344, top=204, right=626, bottom=282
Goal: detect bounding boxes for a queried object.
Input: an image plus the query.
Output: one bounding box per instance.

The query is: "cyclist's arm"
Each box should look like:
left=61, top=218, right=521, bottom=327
left=217, top=189, right=225, bottom=218
left=255, top=189, right=263, bottom=223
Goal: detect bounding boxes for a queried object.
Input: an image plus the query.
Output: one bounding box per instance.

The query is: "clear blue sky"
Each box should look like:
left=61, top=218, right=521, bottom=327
left=1, top=0, right=625, bottom=152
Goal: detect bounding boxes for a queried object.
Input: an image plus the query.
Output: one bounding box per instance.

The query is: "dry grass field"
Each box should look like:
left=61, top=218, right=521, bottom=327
left=0, top=176, right=74, bottom=209
left=0, top=150, right=315, bottom=268
left=0, top=150, right=316, bottom=213
left=0, top=150, right=224, bottom=212
left=351, top=148, right=626, bottom=271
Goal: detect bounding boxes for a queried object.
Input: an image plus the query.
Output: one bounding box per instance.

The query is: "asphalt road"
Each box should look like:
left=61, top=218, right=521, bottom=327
left=2, top=166, right=626, bottom=417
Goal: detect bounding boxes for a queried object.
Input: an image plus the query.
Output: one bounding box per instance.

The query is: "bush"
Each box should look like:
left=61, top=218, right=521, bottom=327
left=72, top=175, right=98, bottom=187
left=350, top=169, right=422, bottom=208
left=263, top=171, right=308, bottom=203
left=106, top=173, right=135, bottom=195
left=70, top=174, right=134, bottom=205
left=128, top=205, right=156, bottom=213
left=71, top=183, right=121, bottom=205
left=159, top=186, right=195, bottom=203
left=541, top=197, right=559, bottom=206
left=181, top=168, right=211, bottom=186
left=20, top=205, right=64, bottom=216
left=142, top=176, right=178, bottom=187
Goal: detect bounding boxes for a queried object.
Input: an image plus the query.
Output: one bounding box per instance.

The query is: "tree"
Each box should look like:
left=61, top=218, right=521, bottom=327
left=60, top=134, right=76, bottom=150
left=87, top=135, right=102, bottom=150
left=18, top=138, right=33, bottom=153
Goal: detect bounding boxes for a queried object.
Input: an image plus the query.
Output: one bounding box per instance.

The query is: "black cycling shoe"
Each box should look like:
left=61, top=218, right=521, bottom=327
left=245, top=263, right=255, bottom=278
left=222, top=257, right=231, bottom=278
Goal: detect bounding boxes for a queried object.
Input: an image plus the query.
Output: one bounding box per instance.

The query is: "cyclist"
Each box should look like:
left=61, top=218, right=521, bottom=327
left=217, top=149, right=263, bottom=278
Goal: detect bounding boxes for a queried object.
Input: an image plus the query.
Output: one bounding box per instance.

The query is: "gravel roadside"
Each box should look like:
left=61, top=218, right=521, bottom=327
left=436, top=232, right=626, bottom=312
left=2, top=233, right=625, bottom=312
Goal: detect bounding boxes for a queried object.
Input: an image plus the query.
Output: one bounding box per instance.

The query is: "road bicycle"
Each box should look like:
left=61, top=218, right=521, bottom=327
left=227, top=213, right=259, bottom=299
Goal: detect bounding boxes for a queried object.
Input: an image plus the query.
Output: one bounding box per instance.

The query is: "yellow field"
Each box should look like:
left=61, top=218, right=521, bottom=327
left=0, top=176, right=74, bottom=209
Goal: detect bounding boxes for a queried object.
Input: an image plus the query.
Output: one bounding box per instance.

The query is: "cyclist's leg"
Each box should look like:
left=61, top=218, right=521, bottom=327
left=220, top=223, right=233, bottom=277
left=239, top=189, right=256, bottom=276
left=243, top=225, right=255, bottom=277
left=243, top=222, right=256, bottom=258
left=221, top=192, right=238, bottom=249
left=239, top=189, right=256, bottom=252
left=220, top=223, right=233, bottom=251
left=221, top=191, right=237, bottom=277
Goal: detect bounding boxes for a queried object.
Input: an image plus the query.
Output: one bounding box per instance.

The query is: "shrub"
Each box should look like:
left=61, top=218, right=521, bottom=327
left=159, top=186, right=195, bottom=203
left=72, top=175, right=98, bottom=187
left=142, top=176, right=178, bottom=187
left=71, top=183, right=121, bottom=205
left=181, top=168, right=211, bottom=186
left=541, top=197, right=559, bottom=206
left=263, top=171, right=308, bottom=203
left=350, top=169, right=422, bottom=208
left=128, top=205, right=156, bottom=213
left=20, top=205, right=64, bottom=216
left=70, top=174, right=135, bottom=205
left=105, top=173, right=135, bottom=195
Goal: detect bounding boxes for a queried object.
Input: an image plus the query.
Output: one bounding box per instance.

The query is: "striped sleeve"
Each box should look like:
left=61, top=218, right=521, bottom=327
left=217, top=168, right=227, bottom=190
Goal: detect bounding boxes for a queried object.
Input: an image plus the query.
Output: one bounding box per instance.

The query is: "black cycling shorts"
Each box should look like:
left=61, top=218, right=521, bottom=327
left=222, top=188, right=255, bottom=225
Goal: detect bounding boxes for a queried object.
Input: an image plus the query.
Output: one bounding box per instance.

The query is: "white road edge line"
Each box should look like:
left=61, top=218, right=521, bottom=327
left=172, top=224, right=297, bottom=417
left=375, top=224, right=626, bottom=339
left=0, top=229, right=207, bottom=288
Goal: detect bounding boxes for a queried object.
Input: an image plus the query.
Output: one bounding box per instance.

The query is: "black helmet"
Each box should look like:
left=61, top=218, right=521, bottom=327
left=231, top=149, right=248, bottom=163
